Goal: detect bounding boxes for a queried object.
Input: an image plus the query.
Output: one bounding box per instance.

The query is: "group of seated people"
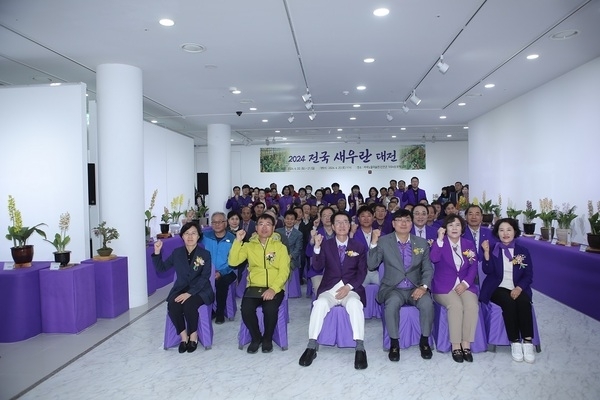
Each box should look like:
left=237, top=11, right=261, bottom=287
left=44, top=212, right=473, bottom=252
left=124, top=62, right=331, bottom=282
left=152, top=179, right=536, bottom=370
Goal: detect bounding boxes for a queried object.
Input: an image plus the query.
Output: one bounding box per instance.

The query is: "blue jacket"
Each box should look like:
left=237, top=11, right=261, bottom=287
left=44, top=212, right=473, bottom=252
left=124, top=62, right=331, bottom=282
left=202, top=230, right=235, bottom=275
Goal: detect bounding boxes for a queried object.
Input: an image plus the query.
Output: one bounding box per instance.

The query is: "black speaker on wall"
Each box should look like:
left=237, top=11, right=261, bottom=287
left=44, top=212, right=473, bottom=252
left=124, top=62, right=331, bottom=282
left=87, top=163, right=96, bottom=205
left=197, top=173, right=209, bottom=195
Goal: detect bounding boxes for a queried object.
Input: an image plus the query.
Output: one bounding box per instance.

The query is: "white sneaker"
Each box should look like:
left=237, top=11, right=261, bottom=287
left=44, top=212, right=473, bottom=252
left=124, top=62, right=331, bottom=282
left=522, top=342, right=535, bottom=363
left=511, top=342, right=524, bottom=362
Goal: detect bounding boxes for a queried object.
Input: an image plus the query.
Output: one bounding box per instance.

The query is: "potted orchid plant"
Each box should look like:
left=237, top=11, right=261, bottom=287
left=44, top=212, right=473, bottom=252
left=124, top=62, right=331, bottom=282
left=44, top=212, right=71, bottom=266
left=144, top=189, right=158, bottom=241
left=522, top=201, right=540, bottom=236
left=539, top=198, right=556, bottom=241
left=587, top=200, right=600, bottom=252
left=6, top=195, right=46, bottom=265
left=555, top=203, right=577, bottom=245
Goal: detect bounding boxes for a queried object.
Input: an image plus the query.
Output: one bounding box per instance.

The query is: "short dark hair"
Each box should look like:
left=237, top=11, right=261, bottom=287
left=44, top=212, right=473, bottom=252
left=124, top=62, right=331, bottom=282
left=492, top=218, right=522, bottom=239
left=232, top=185, right=240, bottom=191
left=331, top=182, right=340, bottom=188
left=242, top=184, right=251, bottom=190
left=392, top=209, right=413, bottom=221
left=374, top=203, right=387, bottom=212
left=442, top=214, right=467, bottom=234
left=257, top=213, right=275, bottom=226
left=465, top=204, right=482, bottom=214
left=180, top=222, right=203, bottom=241
left=442, top=201, right=456, bottom=211
left=320, top=206, right=335, bottom=217
left=332, top=210, right=351, bottom=224
left=412, top=204, right=428, bottom=214
left=284, top=210, right=297, bottom=219
left=411, top=176, right=419, bottom=182
left=356, top=205, right=373, bottom=217
left=227, top=210, right=241, bottom=220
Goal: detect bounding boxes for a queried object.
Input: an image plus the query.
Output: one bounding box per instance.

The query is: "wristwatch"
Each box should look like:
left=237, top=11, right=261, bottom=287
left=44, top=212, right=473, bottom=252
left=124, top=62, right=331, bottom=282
left=421, top=284, right=428, bottom=290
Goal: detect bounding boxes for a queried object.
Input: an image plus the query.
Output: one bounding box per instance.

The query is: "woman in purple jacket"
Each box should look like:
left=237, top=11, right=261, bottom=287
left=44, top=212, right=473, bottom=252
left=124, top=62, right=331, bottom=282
left=430, top=214, right=479, bottom=363
left=480, top=218, right=535, bottom=363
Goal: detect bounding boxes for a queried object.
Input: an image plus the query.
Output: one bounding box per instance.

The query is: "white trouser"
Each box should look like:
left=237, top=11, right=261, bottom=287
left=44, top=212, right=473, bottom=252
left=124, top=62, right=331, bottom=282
left=308, top=280, right=365, bottom=341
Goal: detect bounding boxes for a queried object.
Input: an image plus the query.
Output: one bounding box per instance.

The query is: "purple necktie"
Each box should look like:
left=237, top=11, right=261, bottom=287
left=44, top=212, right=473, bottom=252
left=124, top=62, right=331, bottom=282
left=338, top=245, right=346, bottom=263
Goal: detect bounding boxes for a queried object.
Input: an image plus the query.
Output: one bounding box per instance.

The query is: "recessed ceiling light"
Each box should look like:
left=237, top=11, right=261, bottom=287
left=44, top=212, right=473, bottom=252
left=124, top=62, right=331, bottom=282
left=484, top=83, right=495, bottom=89
left=526, top=54, right=539, bottom=60
left=356, top=85, right=366, bottom=91
left=363, top=58, right=375, bottom=63
left=249, top=107, right=257, bottom=111
left=150, top=120, right=158, bottom=124
left=353, top=104, right=361, bottom=108
left=49, top=83, right=61, bottom=86
left=439, top=116, right=446, bottom=119
left=373, top=8, right=390, bottom=17
left=282, top=137, right=287, bottom=140
left=159, top=19, right=175, bottom=27
left=181, top=43, right=206, bottom=53
left=463, top=126, right=469, bottom=129
left=458, top=102, right=466, bottom=106
left=204, top=64, right=218, bottom=69
left=447, top=134, right=452, bottom=138
left=400, top=127, right=406, bottom=131
left=275, top=130, right=280, bottom=133
left=231, top=89, right=241, bottom=94
left=349, top=117, right=357, bottom=120
left=262, top=119, right=268, bottom=123
left=392, top=135, right=396, bottom=138
left=230, top=139, right=234, bottom=142
left=337, top=128, right=343, bottom=132
left=337, top=136, right=342, bottom=139
left=550, top=29, right=579, bottom=40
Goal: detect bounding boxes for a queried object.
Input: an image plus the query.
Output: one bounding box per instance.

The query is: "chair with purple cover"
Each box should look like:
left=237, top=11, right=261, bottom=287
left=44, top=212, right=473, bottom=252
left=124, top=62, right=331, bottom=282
left=237, top=284, right=289, bottom=351
left=236, top=266, right=248, bottom=298
left=316, top=305, right=356, bottom=348
left=483, top=302, right=542, bottom=352
left=431, top=301, right=488, bottom=353
left=287, top=267, right=302, bottom=298
left=163, top=266, right=215, bottom=350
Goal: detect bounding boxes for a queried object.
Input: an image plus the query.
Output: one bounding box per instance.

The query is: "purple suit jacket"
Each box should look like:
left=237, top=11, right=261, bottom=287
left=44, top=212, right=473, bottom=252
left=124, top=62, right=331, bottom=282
left=276, top=195, right=295, bottom=216
left=411, top=225, right=437, bottom=240
left=480, top=241, right=533, bottom=304
left=430, top=237, right=478, bottom=295
left=462, top=225, right=495, bottom=260
left=312, top=237, right=368, bottom=305
left=402, top=188, right=427, bottom=207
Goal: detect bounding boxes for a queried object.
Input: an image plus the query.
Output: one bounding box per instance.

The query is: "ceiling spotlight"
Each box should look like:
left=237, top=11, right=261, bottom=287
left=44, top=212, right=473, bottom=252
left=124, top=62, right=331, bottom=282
left=288, top=114, right=295, bottom=123
left=304, top=100, right=313, bottom=110
left=308, top=111, right=317, bottom=121
left=265, top=138, right=270, bottom=146
left=436, top=55, right=449, bottom=74
left=409, top=90, right=421, bottom=106
left=386, top=112, right=393, bottom=122
left=402, top=103, right=409, bottom=113
left=302, top=90, right=312, bottom=103
left=421, top=135, right=426, bottom=144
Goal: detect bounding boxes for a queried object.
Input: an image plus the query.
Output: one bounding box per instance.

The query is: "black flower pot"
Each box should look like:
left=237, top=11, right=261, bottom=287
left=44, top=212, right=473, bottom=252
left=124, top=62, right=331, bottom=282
left=11, top=245, right=34, bottom=265
left=160, top=223, right=170, bottom=234
left=523, top=223, right=536, bottom=236
left=587, top=233, right=600, bottom=252
left=54, top=251, right=71, bottom=266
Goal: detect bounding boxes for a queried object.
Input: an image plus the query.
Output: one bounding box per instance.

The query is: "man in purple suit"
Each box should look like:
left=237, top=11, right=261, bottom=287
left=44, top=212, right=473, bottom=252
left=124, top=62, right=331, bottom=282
left=299, top=211, right=368, bottom=369
left=410, top=204, right=437, bottom=240
left=402, top=176, right=427, bottom=207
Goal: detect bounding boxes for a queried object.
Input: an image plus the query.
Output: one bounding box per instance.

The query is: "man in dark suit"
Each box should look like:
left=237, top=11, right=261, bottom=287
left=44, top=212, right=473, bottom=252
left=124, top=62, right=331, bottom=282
left=299, top=211, right=368, bottom=369
left=462, top=205, right=495, bottom=284
left=368, top=209, right=434, bottom=362
left=401, top=176, right=427, bottom=208
left=276, top=210, right=304, bottom=272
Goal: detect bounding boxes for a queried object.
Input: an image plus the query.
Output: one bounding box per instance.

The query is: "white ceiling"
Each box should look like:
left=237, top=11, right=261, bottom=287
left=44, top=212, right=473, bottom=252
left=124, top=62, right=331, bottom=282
left=1, top=0, right=599, bottom=146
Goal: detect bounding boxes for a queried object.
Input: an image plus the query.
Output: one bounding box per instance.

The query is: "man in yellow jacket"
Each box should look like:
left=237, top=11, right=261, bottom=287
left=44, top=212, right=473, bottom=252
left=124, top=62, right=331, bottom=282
left=229, top=213, right=290, bottom=353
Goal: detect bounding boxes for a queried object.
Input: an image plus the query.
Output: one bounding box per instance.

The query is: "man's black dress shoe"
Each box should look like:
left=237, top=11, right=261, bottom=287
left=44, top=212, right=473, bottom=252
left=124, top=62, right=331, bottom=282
left=354, top=350, right=368, bottom=370
left=452, top=349, right=464, bottom=363
left=178, top=341, right=188, bottom=354
left=262, top=340, right=273, bottom=353
left=461, top=346, right=473, bottom=362
left=419, top=343, right=433, bottom=360
left=215, top=315, right=225, bottom=325
left=299, top=348, right=317, bottom=366
left=247, top=341, right=261, bottom=354
left=388, top=345, right=400, bottom=362
left=187, top=340, right=198, bottom=353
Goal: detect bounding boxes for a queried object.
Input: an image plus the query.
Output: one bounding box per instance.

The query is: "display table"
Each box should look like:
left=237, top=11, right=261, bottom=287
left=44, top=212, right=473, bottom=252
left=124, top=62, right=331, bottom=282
left=81, top=256, right=129, bottom=318
left=0, top=262, right=50, bottom=342
left=519, top=237, right=600, bottom=321
left=39, top=263, right=97, bottom=333
left=146, top=236, right=182, bottom=295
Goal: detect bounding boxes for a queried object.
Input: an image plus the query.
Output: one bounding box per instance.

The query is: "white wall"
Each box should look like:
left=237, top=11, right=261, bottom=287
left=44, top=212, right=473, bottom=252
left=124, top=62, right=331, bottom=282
left=469, top=56, right=600, bottom=244
left=196, top=141, right=469, bottom=212
left=0, top=83, right=89, bottom=262
left=144, top=122, right=195, bottom=236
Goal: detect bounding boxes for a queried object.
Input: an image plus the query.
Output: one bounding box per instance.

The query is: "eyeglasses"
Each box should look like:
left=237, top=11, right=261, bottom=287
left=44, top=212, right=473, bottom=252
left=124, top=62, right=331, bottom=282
left=183, top=232, right=199, bottom=237
left=211, top=221, right=226, bottom=225
left=393, top=218, right=412, bottom=223
left=333, top=220, right=350, bottom=226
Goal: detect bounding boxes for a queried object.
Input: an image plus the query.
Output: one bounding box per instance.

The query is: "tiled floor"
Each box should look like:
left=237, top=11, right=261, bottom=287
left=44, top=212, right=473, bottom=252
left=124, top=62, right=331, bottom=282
left=2, top=286, right=600, bottom=400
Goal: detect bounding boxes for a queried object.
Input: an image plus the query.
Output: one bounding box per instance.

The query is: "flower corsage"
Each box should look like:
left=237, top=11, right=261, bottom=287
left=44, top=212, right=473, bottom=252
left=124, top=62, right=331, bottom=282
left=193, top=256, right=205, bottom=271
left=462, top=249, right=477, bottom=263
left=266, top=252, right=276, bottom=262
left=345, top=250, right=360, bottom=257
left=413, top=247, right=425, bottom=255
left=512, top=254, right=527, bottom=269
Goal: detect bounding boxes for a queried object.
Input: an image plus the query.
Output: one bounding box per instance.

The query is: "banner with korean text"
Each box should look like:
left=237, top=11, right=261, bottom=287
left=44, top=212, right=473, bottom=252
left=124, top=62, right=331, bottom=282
left=259, top=144, right=426, bottom=173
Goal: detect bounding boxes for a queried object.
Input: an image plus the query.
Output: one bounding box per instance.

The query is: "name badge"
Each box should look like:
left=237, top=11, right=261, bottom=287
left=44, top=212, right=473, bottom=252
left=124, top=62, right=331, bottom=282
left=580, top=245, right=587, bottom=252
left=50, top=262, right=61, bottom=270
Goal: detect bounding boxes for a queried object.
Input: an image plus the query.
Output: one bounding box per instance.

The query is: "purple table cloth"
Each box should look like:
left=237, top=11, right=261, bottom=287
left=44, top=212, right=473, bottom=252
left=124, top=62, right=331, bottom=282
left=518, top=237, right=600, bottom=321
left=146, top=236, right=182, bottom=295
left=39, top=263, right=97, bottom=334
left=81, top=256, right=129, bottom=318
left=0, top=262, right=50, bottom=342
